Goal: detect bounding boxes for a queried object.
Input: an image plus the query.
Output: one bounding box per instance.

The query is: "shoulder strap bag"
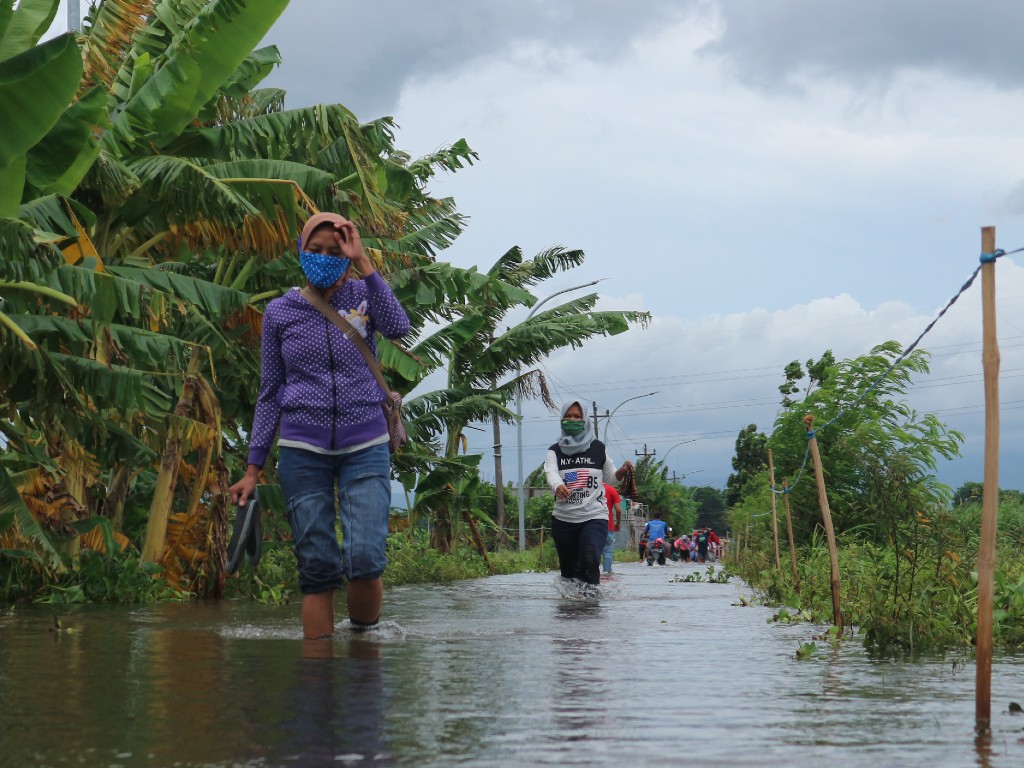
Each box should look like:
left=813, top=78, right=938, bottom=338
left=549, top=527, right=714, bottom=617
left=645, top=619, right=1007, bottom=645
left=301, top=287, right=409, bottom=452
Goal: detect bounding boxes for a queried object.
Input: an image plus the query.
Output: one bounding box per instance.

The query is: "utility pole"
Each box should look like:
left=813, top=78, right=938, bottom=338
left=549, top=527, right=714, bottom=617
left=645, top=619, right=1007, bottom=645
left=592, top=401, right=601, bottom=439
left=68, top=1, right=81, bottom=32
left=635, top=444, right=657, bottom=460
left=490, top=374, right=505, bottom=530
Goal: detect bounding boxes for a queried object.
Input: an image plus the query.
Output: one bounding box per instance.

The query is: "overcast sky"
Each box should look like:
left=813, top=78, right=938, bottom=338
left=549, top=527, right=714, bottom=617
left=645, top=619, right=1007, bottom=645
left=56, top=1, right=1024, bottom=494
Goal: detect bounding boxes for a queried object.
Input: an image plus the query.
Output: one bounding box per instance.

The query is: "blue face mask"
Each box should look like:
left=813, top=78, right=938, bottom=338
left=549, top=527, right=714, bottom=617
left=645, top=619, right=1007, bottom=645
left=298, top=240, right=350, bottom=288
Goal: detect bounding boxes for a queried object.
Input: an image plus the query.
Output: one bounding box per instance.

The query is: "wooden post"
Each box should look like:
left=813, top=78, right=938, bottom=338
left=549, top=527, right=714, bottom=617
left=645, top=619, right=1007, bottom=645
left=767, top=449, right=782, bottom=572
left=976, top=225, right=1000, bottom=732
left=803, top=414, right=842, bottom=632
left=782, top=478, right=801, bottom=594
left=538, top=526, right=545, bottom=568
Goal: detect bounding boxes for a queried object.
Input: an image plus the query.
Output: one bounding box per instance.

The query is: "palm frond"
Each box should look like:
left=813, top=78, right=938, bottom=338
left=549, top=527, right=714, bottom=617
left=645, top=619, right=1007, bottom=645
left=391, top=197, right=467, bottom=257
left=407, top=138, right=479, bottom=181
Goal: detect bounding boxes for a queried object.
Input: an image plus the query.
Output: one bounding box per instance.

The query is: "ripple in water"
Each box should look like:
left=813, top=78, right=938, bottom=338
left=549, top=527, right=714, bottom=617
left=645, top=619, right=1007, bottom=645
left=552, top=574, right=631, bottom=600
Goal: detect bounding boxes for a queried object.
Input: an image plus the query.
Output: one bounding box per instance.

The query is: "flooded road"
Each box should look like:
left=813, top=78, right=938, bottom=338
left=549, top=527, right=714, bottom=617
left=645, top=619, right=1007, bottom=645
left=3, top=559, right=1024, bottom=767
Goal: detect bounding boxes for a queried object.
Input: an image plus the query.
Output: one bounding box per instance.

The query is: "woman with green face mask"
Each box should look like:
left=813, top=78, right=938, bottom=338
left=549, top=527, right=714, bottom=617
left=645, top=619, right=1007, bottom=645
left=544, top=400, right=634, bottom=588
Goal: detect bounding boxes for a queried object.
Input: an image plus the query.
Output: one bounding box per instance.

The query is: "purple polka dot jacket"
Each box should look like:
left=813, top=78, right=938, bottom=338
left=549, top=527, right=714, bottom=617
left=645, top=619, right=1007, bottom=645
left=247, top=272, right=411, bottom=467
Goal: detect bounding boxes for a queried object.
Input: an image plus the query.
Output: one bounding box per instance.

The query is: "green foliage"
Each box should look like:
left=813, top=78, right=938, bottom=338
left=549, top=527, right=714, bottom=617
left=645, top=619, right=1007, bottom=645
left=0, top=464, right=60, bottom=567
left=671, top=565, right=731, bottom=584
left=383, top=529, right=492, bottom=585
left=0, top=31, right=82, bottom=215
left=33, top=549, right=188, bottom=604
left=224, top=542, right=297, bottom=604
left=778, top=350, right=835, bottom=407
left=768, top=343, right=962, bottom=545
left=768, top=606, right=814, bottom=624
left=725, top=424, right=768, bottom=507
left=384, top=530, right=562, bottom=587
left=794, top=641, right=817, bottom=659
left=993, top=571, right=1024, bottom=647
left=732, top=492, right=1024, bottom=654
left=523, top=493, right=555, bottom=539
left=634, top=454, right=698, bottom=532
left=692, top=485, right=727, bottom=532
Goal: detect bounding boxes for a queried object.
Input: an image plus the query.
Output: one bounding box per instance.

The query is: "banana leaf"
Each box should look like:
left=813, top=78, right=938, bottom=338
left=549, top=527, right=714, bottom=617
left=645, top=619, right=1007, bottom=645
left=0, top=32, right=81, bottom=169
left=0, top=0, right=57, bottom=63
left=25, top=86, right=109, bottom=196
left=0, top=464, right=61, bottom=567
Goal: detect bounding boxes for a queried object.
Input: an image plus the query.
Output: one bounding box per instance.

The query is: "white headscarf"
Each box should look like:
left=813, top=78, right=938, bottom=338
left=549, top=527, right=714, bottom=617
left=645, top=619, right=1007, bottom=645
left=556, top=399, right=596, bottom=456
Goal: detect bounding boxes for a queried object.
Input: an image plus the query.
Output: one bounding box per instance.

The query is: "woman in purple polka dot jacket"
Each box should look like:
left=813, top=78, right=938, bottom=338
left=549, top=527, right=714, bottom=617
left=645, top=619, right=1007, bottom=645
left=230, top=212, right=410, bottom=640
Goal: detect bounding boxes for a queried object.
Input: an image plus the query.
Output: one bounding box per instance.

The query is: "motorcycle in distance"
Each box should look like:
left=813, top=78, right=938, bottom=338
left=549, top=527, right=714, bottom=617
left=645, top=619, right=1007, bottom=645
left=646, top=537, right=668, bottom=566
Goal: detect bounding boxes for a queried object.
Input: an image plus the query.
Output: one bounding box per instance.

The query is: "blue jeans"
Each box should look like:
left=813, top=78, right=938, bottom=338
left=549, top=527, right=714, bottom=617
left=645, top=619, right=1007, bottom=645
left=602, top=530, right=615, bottom=574
left=278, top=444, right=391, bottom=594
left=550, top=517, right=608, bottom=586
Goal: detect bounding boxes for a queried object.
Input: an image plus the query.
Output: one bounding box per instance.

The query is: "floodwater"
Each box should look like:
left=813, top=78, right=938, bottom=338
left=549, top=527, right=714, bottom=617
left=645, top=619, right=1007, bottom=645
left=2, top=559, right=1024, bottom=767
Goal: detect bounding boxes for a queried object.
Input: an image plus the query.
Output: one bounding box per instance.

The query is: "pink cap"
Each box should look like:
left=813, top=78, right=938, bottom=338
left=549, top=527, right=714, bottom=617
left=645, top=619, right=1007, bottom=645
left=299, top=212, right=348, bottom=249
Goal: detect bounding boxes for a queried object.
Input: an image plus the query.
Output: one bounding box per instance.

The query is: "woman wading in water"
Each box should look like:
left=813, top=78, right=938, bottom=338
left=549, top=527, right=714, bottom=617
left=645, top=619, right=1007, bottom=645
left=545, top=400, right=634, bottom=588
left=230, top=212, right=410, bottom=639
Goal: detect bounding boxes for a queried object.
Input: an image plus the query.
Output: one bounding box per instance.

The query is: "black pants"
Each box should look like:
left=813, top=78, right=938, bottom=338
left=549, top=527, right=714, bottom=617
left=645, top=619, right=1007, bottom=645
left=551, top=517, right=607, bottom=586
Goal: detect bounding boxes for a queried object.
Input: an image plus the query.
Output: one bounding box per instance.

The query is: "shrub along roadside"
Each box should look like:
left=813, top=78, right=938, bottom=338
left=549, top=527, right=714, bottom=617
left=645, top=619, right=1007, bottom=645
left=730, top=499, right=1024, bottom=655
left=1, top=528, right=564, bottom=606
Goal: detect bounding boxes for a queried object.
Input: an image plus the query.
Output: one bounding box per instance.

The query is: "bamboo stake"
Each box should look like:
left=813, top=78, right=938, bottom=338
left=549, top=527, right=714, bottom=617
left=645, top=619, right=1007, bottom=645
left=976, top=225, right=1000, bottom=732
left=767, top=449, right=782, bottom=571
left=803, top=414, right=842, bottom=632
left=782, top=478, right=800, bottom=594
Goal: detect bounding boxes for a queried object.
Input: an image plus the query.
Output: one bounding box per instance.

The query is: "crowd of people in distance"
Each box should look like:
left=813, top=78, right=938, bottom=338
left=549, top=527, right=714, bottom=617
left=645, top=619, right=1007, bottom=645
left=639, top=513, right=722, bottom=563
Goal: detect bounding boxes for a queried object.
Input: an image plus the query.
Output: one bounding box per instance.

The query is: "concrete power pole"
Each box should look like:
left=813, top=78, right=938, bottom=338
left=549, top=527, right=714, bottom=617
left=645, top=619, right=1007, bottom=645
left=635, top=444, right=657, bottom=460
left=68, top=1, right=82, bottom=33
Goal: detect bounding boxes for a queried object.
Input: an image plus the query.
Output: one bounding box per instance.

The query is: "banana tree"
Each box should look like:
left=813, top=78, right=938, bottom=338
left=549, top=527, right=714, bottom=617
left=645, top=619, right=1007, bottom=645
left=1, top=0, right=489, bottom=593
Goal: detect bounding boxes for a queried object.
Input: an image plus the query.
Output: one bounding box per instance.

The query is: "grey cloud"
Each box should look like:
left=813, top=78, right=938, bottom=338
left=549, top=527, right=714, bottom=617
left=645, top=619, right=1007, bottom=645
left=261, top=0, right=690, bottom=116
left=704, top=0, right=1024, bottom=92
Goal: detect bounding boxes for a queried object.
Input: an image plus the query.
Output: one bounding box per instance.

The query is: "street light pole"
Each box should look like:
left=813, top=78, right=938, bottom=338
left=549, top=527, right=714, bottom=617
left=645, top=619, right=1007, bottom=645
left=602, top=391, right=658, bottom=442
left=661, top=438, right=697, bottom=466
left=516, top=280, right=602, bottom=550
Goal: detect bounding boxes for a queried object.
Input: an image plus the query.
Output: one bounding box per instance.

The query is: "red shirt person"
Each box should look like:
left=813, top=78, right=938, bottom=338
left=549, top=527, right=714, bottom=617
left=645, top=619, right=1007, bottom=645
left=601, top=483, right=622, bottom=576
left=604, top=484, right=622, bottom=532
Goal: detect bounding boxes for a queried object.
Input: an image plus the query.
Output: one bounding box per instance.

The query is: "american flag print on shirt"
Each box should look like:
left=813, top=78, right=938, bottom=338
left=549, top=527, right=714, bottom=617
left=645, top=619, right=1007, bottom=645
left=564, top=469, right=590, bottom=490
